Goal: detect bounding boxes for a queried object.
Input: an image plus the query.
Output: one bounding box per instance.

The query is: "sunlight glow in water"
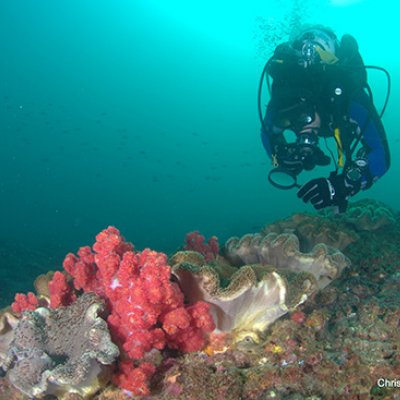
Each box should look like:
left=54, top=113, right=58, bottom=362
left=330, top=0, right=364, bottom=5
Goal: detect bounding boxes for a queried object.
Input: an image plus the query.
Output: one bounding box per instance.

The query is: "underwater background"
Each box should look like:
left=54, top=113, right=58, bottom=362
left=0, top=0, right=399, bottom=307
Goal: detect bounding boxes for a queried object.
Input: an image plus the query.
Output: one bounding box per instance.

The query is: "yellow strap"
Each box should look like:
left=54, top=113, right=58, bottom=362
left=315, top=46, right=339, bottom=65
left=334, top=128, right=345, bottom=168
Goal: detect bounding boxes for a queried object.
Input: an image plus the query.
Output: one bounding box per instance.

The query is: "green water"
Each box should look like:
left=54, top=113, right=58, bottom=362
left=0, top=0, right=398, bottom=304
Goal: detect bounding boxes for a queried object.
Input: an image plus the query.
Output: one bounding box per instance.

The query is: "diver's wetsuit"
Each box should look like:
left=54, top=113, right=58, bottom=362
left=260, top=28, right=391, bottom=196
left=261, top=85, right=390, bottom=191
left=348, top=89, right=390, bottom=187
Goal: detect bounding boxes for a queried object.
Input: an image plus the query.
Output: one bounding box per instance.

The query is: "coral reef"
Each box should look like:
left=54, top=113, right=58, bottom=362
left=322, top=198, right=397, bottom=232
left=2, top=199, right=400, bottom=399
left=1, top=292, right=119, bottom=399
left=223, top=232, right=349, bottom=290
left=262, top=212, right=359, bottom=251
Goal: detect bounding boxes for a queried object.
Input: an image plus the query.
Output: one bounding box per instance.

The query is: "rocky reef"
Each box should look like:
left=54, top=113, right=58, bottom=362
left=1, top=198, right=400, bottom=400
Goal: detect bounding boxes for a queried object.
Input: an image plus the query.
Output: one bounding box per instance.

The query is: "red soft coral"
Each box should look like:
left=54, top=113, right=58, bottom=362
left=162, top=307, right=191, bottom=335
left=63, top=250, right=98, bottom=293
left=184, top=230, right=219, bottom=262
left=112, top=360, right=156, bottom=396
left=48, top=271, right=76, bottom=308
left=61, top=226, right=215, bottom=395
left=11, top=292, right=39, bottom=314
left=122, top=328, right=166, bottom=360
left=12, top=226, right=215, bottom=396
left=163, top=301, right=215, bottom=352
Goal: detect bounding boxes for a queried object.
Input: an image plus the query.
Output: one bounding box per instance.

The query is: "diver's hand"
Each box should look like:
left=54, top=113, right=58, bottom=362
left=297, top=178, right=334, bottom=210
left=297, top=175, right=348, bottom=212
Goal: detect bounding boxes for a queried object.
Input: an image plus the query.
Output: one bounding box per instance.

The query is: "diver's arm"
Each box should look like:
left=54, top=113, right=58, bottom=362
left=260, top=105, right=286, bottom=161
left=348, top=91, right=390, bottom=190
left=297, top=91, right=390, bottom=213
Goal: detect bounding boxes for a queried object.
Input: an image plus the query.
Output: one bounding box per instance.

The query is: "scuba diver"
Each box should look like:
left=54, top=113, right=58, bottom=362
left=258, top=25, right=391, bottom=213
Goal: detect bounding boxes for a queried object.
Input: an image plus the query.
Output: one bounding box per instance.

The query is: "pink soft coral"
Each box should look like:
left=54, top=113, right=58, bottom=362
left=184, top=230, right=219, bottom=262
left=48, top=271, right=76, bottom=308
left=11, top=292, right=39, bottom=313
left=9, top=226, right=215, bottom=396
left=112, top=360, right=156, bottom=396
left=62, top=226, right=215, bottom=395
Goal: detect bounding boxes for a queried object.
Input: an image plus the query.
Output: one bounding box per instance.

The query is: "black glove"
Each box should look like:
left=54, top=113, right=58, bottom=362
left=297, top=173, right=355, bottom=212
